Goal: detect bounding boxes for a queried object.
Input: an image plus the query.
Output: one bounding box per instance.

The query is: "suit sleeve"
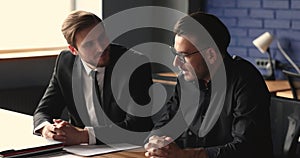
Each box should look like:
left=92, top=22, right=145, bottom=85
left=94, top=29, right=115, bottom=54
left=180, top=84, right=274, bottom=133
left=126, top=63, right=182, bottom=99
left=33, top=52, right=68, bottom=131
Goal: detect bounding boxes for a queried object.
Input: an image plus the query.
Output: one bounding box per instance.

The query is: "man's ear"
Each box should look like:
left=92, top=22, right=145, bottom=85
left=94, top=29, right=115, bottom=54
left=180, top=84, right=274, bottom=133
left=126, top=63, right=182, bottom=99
left=68, top=45, right=78, bottom=55
left=205, top=48, right=217, bottom=65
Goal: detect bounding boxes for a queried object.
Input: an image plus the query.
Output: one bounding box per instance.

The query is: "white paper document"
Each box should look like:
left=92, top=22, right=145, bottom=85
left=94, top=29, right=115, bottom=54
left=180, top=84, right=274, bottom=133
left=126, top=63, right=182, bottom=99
left=63, top=143, right=141, bottom=156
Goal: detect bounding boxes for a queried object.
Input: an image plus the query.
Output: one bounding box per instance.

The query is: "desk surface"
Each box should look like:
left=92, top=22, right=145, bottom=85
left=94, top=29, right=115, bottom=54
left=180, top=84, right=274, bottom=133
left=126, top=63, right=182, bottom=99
left=92, top=148, right=145, bottom=158
left=154, top=72, right=292, bottom=98
left=0, top=109, right=146, bottom=158
left=265, top=80, right=290, bottom=93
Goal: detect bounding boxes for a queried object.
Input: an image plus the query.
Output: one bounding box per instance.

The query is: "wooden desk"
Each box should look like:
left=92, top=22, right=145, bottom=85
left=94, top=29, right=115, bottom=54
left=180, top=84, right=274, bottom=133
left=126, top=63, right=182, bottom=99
left=265, top=80, right=290, bottom=93
left=93, top=148, right=145, bottom=158
left=0, top=109, right=146, bottom=158
left=156, top=72, right=177, bottom=78
left=154, top=73, right=292, bottom=98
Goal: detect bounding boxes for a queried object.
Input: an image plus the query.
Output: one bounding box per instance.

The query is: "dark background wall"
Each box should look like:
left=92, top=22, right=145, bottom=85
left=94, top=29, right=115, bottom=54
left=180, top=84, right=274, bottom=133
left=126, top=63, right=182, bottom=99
left=2, top=0, right=300, bottom=114
left=102, top=0, right=300, bottom=79
left=206, top=0, right=300, bottom=79
left=0, top=56, right=56, bottom=114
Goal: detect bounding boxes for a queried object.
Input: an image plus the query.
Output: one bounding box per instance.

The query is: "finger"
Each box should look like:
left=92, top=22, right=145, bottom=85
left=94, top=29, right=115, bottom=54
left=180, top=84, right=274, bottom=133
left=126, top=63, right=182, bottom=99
left=50, top=125, right=66, bottom=135
left=53, top=119, right=70, bottom=128
left=55, top=122, right=69, bottom=129
left=149, top=135, right=165, bottom=141
left=145, top=151, right=150, bottom=157
left=54, top=120, right=69, bottom=126
left=149, top=138, right=168, bottom=148
left=148, top=148, right=168, bottom=157
left=145, top=152, right=164, bottom=158
left=162, top=137, right=174, bottom=149
left=44, top=130, right=57, bottom=139
left=144, top=143, right=151, bottom=150
left=53, top=134, right=66, bottom=142
left=164, top=137, right=173, bottom=143
left=53, top=119, right=63, bottom=123
left=55, top=129, right=66, bottom=136
left=144, top=142, right=161, bottom=151
left=44, top=128, right=66, bottom=141
left=162, top=144, right=170, bottom=150
left=145, top=152, right=165, bottom=158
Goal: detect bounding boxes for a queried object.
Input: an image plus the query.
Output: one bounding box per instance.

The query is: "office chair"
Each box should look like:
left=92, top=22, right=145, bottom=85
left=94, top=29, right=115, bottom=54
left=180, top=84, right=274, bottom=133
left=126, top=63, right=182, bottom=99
left=270, top=96, right=300, bottom=158
left=282, top=70, right=300, bottom=100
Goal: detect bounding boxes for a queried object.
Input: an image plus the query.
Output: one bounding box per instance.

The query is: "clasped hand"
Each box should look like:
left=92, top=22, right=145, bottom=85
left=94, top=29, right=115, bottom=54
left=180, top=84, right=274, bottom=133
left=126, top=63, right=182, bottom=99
left=144, top=135, right=208, bottom=158
left=41, top=119, right=88, bottom=146
left=144, top=135, right=185, bottom=158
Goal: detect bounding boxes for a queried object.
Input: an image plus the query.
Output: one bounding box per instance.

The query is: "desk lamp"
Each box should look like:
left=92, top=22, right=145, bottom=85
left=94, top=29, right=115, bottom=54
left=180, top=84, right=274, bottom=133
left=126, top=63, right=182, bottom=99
left=277, top=41, right=300, bottom=74
left=253, top=32, right=275, bottom=80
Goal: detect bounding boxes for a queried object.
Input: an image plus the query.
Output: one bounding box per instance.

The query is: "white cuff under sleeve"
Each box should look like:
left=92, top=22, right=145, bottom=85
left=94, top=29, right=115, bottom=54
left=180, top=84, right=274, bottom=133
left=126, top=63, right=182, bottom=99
left=85, top=127, right=97, bottom=145
left=34, top=121, right=51, bottom=135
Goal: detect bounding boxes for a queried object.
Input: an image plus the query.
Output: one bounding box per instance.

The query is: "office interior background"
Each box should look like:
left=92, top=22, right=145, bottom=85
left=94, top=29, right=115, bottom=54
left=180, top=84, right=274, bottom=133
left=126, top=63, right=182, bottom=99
left=0, top=0, right=299, bottom=115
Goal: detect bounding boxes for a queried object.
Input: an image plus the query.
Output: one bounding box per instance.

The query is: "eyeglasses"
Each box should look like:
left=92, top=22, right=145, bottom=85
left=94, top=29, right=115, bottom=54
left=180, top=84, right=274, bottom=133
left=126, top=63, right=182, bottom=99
left=169, top=46, right=200, bottom=63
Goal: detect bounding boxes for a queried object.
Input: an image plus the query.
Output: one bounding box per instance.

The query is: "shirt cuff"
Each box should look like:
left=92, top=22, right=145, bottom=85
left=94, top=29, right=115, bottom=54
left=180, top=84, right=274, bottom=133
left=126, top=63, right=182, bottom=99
left=85, top=126, right=97, bottom=145
left=34, top=121, right=51, bottom=135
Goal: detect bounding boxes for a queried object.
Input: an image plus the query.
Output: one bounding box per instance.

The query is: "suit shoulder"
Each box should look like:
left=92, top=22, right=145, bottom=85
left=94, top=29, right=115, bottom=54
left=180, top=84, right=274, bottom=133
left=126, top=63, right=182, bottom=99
left=110, top=44, right=149, bottom=63
left=229, top=55, right=264, bottom=82
left=53, top=50, right=76, bottom=72
left=56, top=50, right=75, bottom=63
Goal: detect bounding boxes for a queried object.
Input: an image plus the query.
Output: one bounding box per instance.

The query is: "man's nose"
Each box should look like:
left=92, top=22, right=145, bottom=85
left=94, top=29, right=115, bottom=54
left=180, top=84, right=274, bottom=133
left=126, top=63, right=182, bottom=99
left=173, top=56, right=183, bottom=68
left=95, top=42, right=105, bottom=53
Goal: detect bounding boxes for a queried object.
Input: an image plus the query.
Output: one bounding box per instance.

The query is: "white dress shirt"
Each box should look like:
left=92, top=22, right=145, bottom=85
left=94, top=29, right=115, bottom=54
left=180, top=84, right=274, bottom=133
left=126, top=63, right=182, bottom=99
left=34, top=59, right=105, bottom=145
left=81, top=59, right=105, bottom=144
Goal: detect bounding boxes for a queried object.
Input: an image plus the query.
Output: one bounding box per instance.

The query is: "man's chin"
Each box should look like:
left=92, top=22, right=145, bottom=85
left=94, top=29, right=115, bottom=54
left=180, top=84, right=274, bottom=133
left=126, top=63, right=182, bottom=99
left=183, top=74, right=196, bottom=82
left=97, top=59, right=110, bottom=67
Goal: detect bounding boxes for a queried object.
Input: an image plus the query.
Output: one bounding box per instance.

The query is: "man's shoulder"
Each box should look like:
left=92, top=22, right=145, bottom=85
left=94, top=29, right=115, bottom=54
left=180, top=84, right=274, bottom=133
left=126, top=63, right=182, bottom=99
left=53, top=50, right=76, bottom=73
left=110, top=43, right=127, bottom=52
left=56, top=50, right=76, bottom=63
left=110, top=43, right=149, bottom=63
left=110, top=43, right=144, bottom=56
left=228, top=55, right=264, bottom=82
left=231, top=55, right=259, bottom=73
left=58, top=50, right=74, bottom=58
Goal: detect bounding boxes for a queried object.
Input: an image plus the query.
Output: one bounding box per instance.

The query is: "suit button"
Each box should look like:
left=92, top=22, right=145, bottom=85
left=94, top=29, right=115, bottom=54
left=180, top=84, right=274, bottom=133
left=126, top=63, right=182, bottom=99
left=188, top=131, right=193, bottom=135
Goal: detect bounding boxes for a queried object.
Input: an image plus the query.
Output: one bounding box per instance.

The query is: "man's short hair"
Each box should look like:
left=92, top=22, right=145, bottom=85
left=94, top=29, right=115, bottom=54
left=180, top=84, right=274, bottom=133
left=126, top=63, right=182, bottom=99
left=174, top=12, right=231, bottom=55
left=61, top=10, right=102, bottom=49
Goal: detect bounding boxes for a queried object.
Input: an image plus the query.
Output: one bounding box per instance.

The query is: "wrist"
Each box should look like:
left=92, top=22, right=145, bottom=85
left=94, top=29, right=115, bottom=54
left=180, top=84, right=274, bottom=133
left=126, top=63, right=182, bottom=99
left=80, top=128, right=89, bottom=144
left=184, top=148, right=208, bottom=158
left=40, top=125, right=48, bottom=137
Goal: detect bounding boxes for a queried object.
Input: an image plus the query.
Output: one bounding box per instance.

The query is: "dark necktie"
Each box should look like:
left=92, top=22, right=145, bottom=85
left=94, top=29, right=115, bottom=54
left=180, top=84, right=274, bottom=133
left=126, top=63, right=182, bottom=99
left=92, top=70, right=106, bottom=126
left=93, top=70, right=102, bottom=106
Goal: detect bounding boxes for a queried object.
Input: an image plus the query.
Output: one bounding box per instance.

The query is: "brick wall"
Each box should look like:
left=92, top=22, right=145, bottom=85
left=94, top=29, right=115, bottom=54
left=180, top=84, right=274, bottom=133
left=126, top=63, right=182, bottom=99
left=206, top=0, right=300, bottom=79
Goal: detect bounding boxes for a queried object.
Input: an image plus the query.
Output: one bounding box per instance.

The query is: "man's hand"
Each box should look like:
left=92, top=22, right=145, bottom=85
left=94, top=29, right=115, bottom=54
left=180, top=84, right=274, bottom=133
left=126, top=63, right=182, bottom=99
left=144, top=135, right=208, bottom=158
left=40, top=120, right=66, bottom=143
left=53, top=119, right=89, bottom=146
left=144, top=135, right=183, bottom=158
left=40, top=119, right=89, bottom=146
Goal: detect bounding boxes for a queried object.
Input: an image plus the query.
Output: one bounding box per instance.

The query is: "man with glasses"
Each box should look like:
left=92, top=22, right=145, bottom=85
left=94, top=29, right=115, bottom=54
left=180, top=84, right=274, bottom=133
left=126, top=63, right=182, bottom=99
left=144, top=12, right=273, bottom=158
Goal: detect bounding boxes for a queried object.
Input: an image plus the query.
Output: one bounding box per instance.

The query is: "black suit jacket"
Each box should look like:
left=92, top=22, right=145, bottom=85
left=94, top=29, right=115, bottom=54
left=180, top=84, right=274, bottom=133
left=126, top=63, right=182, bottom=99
left=153, top=55, right=273, bottom=158
left=33, top=44, right=153, bottom=144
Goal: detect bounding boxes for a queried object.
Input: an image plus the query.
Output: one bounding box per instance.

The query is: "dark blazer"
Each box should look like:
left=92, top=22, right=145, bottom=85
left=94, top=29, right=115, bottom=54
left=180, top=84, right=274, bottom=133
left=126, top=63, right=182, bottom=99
left=153, top=54, right=273, bottom=158
left=33, top=44, right=153, bottom=144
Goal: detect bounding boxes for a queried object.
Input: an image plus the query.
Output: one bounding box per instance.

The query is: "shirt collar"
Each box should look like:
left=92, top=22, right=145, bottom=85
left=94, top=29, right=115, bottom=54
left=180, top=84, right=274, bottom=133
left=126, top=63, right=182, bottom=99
left=80, top=59, right=105, bottom=76
left=81, top=59, right=94, bottom=76
left=198, top=79, right=211, bottom=90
